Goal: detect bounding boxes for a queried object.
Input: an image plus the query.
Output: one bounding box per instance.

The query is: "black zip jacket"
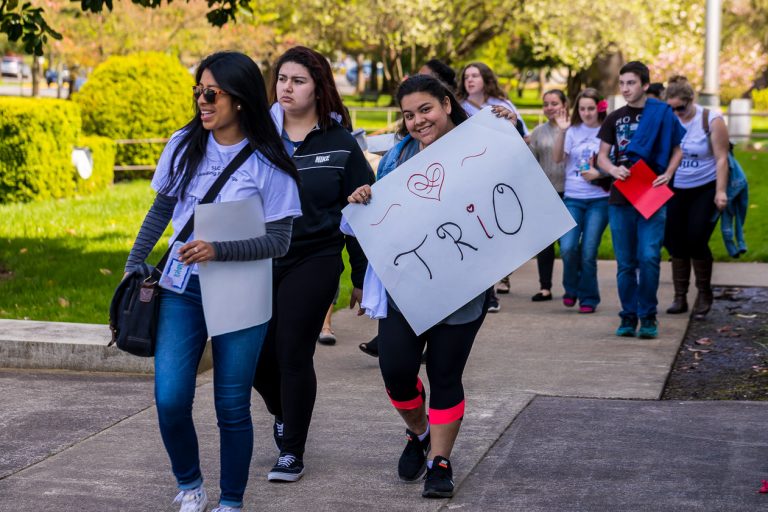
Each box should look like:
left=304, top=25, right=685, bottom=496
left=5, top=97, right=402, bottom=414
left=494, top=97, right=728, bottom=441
left=277, top=119, right=374, bottom=289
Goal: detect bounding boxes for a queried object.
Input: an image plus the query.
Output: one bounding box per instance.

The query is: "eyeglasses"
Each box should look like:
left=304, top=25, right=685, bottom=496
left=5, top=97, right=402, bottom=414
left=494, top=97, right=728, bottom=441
left=193, top=85, right=228, bottom=103
left=671, top=103, right=689, bottom=113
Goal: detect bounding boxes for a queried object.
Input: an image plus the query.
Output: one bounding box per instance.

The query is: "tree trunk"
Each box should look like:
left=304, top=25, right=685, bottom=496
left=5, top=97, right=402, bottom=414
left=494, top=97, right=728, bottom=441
left=355, top=53, right=366, bottom=94
left=31, top=57, right=40, bottom=97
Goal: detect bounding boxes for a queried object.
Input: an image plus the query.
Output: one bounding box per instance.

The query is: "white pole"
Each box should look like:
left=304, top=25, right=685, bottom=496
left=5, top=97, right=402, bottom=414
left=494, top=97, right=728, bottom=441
left=699, top=0, right=722, bottom=107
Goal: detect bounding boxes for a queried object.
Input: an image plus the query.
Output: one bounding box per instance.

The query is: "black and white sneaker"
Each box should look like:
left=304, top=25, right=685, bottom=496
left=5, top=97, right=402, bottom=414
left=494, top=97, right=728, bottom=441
left=398, top=428, right=430, bottom=481
left=273, top=418, right=284, bottom=451
left=422, top=456, right=454, bottom=498
left=267, top=452, right=305, bottom=482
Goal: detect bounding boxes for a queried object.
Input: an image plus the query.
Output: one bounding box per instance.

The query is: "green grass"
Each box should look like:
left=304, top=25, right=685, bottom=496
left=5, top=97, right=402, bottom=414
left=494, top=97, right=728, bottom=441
left=0, top=181, right=167, bottom=323
left=593, top=147, right=767, bottom=262
left=0, top=149, right=765, bottom=324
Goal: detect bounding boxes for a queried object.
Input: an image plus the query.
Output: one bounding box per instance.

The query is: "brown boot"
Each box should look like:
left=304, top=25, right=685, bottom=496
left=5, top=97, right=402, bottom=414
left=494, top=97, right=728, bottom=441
left=666, top=257, right=690, bottom=314
left=691, top=258, right=714, bottom=319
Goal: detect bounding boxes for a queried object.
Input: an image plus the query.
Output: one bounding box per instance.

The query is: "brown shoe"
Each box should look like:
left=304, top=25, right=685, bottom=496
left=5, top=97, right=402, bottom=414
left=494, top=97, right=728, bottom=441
left=666, top=257, right=690, bottom=314
left=691, top=259, right=713, bottom=319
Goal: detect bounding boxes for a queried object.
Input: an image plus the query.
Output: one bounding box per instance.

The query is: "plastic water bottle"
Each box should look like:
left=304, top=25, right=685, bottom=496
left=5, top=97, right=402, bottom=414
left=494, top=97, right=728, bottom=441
left=578, top=149, right=591, bottom=172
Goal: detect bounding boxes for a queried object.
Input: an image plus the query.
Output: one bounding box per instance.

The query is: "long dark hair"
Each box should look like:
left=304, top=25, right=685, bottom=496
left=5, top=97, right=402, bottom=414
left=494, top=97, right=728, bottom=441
left=456, top=62, right=507, bottom=101
left=395, top=74, right=468, bottom=138
left=270, top=46, right=352, bottom=130
left=159, top=51, right=299, bottom=197
left=570, top=88, right=606, bottom=126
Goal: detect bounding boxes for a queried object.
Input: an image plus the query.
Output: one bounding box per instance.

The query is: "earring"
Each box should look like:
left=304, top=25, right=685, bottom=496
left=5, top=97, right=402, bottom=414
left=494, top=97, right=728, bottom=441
left=236, top=105, right=242, bottom=110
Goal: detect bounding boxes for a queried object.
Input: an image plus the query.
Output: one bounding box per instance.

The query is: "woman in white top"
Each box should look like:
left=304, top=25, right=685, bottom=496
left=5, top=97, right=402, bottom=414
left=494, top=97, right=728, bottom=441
left=457, top=61, right=528, bottom=139
left=552, top=88, right=611, bottom=313
left=663, top=75, right=729, bottom=319
left=125, top=51, right=302, bottom=512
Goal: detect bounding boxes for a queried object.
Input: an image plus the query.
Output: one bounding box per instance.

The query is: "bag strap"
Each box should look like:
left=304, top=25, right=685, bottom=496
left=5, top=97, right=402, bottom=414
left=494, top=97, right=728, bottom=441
left=154, top=144, right=254, bottom=270
left=702, top=108, right=710, bottom=135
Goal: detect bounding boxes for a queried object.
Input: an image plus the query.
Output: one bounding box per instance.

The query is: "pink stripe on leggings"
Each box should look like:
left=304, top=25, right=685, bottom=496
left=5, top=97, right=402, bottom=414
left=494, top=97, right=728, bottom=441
left=429, top=400, right=465, bottom=424
left=388, top=378, right=424, bottom=410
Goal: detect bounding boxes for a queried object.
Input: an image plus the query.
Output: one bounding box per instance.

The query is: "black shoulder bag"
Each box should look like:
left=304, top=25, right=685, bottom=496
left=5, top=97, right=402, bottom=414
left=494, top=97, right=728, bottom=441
left=108, top=145, right=253, bottom=357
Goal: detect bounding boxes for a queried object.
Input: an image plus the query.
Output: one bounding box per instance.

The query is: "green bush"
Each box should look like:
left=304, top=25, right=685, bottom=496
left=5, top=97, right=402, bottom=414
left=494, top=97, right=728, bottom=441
left=0, top=98, right=82, bottom=203
left=753, top=88, right=768, bottom=111
left=74, top=52, right=195, bottom=169
left=75, top=135, right=116, bottom=195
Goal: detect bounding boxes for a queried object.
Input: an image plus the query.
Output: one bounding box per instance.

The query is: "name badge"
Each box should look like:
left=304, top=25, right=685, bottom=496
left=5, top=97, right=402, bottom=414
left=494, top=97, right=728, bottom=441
left=158, top=241, right=192, bottom=294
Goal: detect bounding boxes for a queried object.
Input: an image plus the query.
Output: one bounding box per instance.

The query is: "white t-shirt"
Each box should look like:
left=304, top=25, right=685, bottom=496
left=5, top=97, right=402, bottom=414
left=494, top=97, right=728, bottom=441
left=151, top=130, right=302, bottom=247
left=563, top=124, right=608, bottom=200
left=461, top=97, right=529, bottom=136
left=675, top=104, right=721, bottom=189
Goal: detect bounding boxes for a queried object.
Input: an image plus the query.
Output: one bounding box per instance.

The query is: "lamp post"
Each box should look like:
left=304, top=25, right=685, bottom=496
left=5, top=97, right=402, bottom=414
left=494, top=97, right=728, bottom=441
left=699, top=0, right=721, bottom=107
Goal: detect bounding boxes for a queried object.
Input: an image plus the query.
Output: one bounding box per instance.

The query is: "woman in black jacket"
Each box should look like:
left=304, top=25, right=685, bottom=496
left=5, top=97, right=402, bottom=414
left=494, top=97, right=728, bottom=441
left=252, top=46, right=373, bottom=482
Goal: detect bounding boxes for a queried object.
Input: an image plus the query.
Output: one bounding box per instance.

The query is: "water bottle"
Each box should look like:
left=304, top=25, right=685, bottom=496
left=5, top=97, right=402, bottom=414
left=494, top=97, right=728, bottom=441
left=578, top=149, right=591, bottom=173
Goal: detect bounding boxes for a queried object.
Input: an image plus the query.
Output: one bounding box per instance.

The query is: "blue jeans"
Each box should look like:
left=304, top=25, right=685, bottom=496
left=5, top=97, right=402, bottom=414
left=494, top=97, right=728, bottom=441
left=154, top=275, right=267, bottom=508
left=608, top=204, right=667, bottom=319
left=560, top=197, right=609, bottom=307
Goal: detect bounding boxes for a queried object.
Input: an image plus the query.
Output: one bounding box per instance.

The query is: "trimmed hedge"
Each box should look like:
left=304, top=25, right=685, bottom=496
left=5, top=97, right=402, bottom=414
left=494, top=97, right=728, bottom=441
left=74, top=52, right=194, bottom=169
left=753, top=88, right=768, bottom=112
left=0, top=98, right=82, bottom=203
left=75, top=135, right=116, bottom=195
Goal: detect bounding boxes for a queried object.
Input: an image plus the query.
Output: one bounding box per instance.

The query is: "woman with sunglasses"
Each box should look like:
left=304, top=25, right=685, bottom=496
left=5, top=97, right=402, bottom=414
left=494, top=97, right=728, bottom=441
left=124, top=51, right=301, bottom=512
left=663, top=75, right=729, bottom=319
left=347, top=75, right=491, bottom=500
left=251, top=46, right=374, bottom=483
left=552, top=88, right=611, bottom=313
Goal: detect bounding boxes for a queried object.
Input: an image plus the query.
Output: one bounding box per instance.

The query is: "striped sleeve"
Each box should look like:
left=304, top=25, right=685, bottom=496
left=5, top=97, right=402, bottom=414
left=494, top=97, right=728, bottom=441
left=211, top=216, right=293, bottom=261
left=124, top=194, right=177, bottom=272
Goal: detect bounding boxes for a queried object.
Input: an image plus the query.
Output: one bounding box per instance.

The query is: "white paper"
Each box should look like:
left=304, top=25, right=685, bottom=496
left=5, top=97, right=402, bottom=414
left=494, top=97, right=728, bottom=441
left=195, top=196, right=272, bottom=336
left=343, top=108, right=576, bottom=334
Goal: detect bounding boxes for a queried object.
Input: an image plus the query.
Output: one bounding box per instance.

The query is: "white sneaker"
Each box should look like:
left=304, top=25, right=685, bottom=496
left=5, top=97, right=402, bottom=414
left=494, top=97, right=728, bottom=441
left=173, top=486, right=208, bottom=512
left=211, top=507, right=241, bottom=512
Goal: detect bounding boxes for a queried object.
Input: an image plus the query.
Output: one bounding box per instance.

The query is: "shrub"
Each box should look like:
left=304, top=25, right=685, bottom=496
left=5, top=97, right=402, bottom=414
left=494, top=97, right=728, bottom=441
left=75, top=135, right=116, bottom=195
left=0, top=98, right=82, bottom=203
left=74, top=52, right=194, bottom=170
left=753, top=88, right=768, bottom=111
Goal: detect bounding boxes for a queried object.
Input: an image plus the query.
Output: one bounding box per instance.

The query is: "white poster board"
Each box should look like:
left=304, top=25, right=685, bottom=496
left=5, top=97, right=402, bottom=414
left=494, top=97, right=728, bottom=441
left=342, top=108, right=575, bottom=334
left=195, top=196, right=272, bottom=336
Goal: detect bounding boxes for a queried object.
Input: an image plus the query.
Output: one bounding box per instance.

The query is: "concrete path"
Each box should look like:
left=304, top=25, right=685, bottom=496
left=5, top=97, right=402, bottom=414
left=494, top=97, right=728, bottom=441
left=0, top=260, right=766, bottom=511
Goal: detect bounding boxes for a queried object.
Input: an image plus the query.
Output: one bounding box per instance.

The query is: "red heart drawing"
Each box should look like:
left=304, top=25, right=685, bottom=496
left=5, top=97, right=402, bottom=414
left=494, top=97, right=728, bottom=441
left=466, top=204, right=475, bottom=212
left=407, top=163, right=444, bottom=201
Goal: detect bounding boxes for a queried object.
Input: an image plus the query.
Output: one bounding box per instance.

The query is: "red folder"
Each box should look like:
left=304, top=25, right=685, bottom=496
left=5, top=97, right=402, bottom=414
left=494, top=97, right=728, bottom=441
left=613, top=160, right=674, bottom=219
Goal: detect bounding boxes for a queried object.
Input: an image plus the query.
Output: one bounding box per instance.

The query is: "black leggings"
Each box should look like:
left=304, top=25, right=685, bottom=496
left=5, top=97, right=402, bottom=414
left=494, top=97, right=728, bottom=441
left=253, top=253, right=343, bottom=458
left=535, top=243, right=555, bottom=290
left=377, top=297, right=487, bottom=425
left=665, top=181, right=718, bottom=260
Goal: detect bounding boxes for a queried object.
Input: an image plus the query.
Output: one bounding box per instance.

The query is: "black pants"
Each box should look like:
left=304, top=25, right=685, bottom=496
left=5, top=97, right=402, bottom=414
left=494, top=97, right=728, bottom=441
left=377, top=297, right=487, bottom=425
left=535, top=192, right=563, bottom=290
left=535, top=243, right=555, bottom=290
left=253, top=253, right=343, bottom=458
left=665, top=181, right=718, bottom=260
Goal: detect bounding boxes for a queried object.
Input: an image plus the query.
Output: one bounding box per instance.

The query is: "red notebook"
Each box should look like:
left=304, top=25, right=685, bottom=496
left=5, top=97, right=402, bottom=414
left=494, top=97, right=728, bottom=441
left=613, top=160, right=674, bottom=219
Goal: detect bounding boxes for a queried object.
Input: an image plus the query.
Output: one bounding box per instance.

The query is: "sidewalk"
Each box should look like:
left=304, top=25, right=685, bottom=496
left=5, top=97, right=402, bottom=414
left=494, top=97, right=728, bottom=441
left=0, top=260, right=766, bottom=511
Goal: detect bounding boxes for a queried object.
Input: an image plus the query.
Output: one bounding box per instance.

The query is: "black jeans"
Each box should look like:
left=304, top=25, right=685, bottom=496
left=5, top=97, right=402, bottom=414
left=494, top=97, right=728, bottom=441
left=664, top=181, right=718, bottom=260
left=253, top=253, right=343, bottom=458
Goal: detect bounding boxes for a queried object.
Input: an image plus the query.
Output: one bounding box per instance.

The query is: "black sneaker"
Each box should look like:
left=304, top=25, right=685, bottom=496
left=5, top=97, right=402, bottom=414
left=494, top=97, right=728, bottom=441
left=398, top=428, right=430, bottom=481
left=267, top=452, right=304, bottom=482
left=273, top=418, right=284, bottom=451
left=422, top=456, right=454, bottom=498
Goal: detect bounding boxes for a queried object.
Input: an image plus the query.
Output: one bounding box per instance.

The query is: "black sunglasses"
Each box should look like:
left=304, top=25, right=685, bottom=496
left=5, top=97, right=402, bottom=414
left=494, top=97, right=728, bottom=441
left=193, top=85, right=228, bottom=103
left=671, top=102, right=689, bottom=113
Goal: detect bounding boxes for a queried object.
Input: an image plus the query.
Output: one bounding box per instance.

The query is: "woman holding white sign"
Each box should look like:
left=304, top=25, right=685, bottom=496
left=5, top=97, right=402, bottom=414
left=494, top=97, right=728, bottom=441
left=552, top=88, right=611, bottom=313
left=124, top=51, right=301, bottom=512
left=348, top=74, right=500, bottom=499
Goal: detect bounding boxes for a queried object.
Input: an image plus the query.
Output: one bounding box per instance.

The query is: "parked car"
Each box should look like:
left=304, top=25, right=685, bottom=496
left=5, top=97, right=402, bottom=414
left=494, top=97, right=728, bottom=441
left=345, top=61, right=383, bottom=86
left=1, top=56, right=22, bottom=77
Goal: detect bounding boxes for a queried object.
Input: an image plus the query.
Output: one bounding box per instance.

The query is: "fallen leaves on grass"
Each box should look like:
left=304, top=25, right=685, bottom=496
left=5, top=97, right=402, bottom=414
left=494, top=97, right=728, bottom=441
left=99, top=268, right=112, bottom=276
left=19, top=248, right=27, bottom=254
left=688, top=347, right=712, bottom=353
left=58, top=297, right=70, bottom=308
left=737, top=313, right=757, bottom=319
left=695, top=337, right=713, bottom=345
